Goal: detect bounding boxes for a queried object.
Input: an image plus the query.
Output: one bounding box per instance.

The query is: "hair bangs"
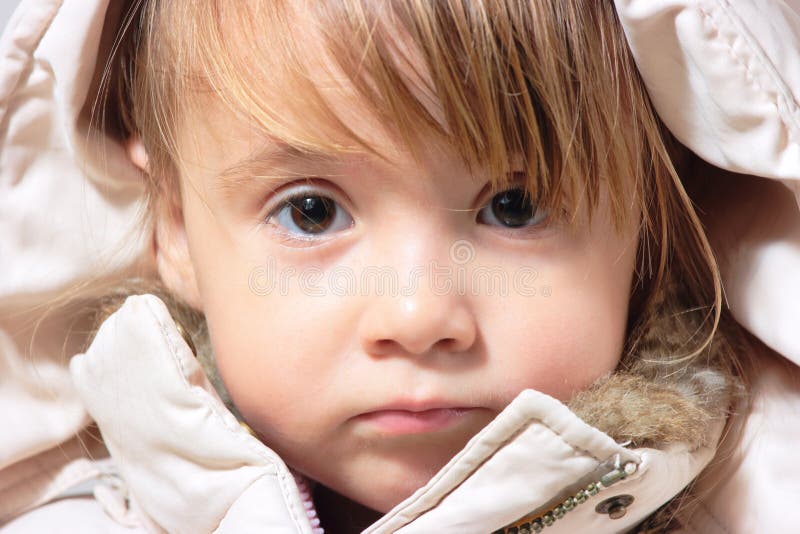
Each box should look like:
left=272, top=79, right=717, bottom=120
left=133, top=0, right=649, bottom=233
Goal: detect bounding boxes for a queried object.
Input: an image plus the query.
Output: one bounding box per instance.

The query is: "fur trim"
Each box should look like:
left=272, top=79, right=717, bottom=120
left=568, top=279, right=742, bottom=450
left=567, top=370, right=731, bottom=449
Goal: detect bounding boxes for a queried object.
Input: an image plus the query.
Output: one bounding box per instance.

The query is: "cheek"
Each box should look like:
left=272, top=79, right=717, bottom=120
left=181, top=201, right=359, bottom=446
left=485, top=242, right=635, bottom=401
left=482, top=291, right=627, bottom=403
left=201, top=284, right=355, bottom=440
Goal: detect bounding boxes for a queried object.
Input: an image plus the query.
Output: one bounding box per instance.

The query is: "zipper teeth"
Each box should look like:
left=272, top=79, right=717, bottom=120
left=492, top=461, right=638, bottom=533
left=292, top=471, right=324, bottom=534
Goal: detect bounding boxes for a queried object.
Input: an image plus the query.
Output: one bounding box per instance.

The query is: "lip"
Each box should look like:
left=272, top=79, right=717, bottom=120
left=354, top=405, right=477, bottom=435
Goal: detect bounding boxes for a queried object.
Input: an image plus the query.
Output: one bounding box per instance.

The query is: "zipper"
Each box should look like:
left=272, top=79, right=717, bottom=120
left=240, top=422, right=324, bottom=533
left=492, top=458, right=639, bottom=533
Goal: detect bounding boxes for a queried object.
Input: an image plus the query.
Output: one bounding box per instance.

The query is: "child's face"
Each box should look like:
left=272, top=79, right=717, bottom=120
left=159, top=35, right=639, bottom=514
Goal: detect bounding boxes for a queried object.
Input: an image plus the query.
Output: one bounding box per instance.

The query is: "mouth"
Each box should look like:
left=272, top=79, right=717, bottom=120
left=353, top=406, right=479, bottom=435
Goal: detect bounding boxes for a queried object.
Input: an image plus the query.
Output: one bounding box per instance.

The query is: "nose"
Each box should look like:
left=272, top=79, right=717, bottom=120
left=357, top=264, right=478, bottom=358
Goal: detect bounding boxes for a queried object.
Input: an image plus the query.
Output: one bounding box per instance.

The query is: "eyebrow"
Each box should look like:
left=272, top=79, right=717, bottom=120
left=211, top=142, right=341, bottom=199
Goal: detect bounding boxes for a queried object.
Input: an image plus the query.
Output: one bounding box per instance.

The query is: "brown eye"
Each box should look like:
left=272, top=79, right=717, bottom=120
left=288, top=195, right=336, bottom=233
left=478, top=187, right=547, bottom=229
left=265, top=189, right=353, bottom=241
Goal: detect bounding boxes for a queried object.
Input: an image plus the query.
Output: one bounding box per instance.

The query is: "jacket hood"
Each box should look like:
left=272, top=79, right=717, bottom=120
left=614, top=0, right=800, bottom=368
left=2, top=0, right=800, bottom=530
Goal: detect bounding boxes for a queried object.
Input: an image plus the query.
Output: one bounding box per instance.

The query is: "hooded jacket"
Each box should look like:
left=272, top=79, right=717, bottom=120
left=1, top=1, right=799, bottom=532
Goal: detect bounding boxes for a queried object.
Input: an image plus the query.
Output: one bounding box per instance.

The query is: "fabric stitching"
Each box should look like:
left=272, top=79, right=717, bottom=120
left=701, top=0, right=800, bottom=147
left=373, top=408, right=635, bottom=530
left=142, top=296, right=276, bottom=463
left=139, top=296, right=307, bottom=533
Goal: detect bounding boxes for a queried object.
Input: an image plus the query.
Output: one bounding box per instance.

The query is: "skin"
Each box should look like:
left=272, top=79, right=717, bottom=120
left=136, top=131, right=638, bottom=518
left=128, top=8, right=641, bottom=522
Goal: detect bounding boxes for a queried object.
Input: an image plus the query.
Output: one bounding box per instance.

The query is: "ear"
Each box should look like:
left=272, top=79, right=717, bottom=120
left=126, top=136, right=204, bottom=311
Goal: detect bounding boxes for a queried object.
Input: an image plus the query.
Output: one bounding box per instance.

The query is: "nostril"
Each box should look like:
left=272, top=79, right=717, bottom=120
left=360, top=297, right=477, bottom=358
left=440, top=338, right=457, bottom=349
left=371, top=337, right=459, bottom=357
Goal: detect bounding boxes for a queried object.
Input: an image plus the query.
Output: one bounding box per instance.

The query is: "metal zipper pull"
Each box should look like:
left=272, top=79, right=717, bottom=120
left=492, top=460, right=639, bottom=533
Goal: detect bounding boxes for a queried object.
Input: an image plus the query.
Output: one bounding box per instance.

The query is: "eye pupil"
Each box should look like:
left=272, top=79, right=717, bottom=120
left=290, top=195, right=336, bottom=233
left=491, top=188, right=534, bottom=227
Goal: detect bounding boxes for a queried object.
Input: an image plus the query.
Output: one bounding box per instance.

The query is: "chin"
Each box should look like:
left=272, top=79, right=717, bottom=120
left=355, top=474, right=435, bottom=514
left=306, top=415, right=496, bottom=514
left=340, top=452, right=453, bottom=513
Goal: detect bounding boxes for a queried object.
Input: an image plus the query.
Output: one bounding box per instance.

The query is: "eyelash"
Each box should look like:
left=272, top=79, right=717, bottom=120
left=262, top=185, right=353, bottom=247
left=476, top=189, right=553, bottom=239
left=261, top=183, right=554, bottom=246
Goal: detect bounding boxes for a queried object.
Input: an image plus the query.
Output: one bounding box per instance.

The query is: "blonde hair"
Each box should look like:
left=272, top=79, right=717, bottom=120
left=109, top=0, right=731, bottom=362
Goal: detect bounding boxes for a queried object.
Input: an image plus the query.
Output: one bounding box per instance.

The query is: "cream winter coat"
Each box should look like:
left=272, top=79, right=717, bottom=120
left=1, top=1, right=799, bottom=532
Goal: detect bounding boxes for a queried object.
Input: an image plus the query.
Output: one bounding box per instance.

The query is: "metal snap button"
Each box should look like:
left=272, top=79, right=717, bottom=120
left=595, top=494, right=634, bottom=519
